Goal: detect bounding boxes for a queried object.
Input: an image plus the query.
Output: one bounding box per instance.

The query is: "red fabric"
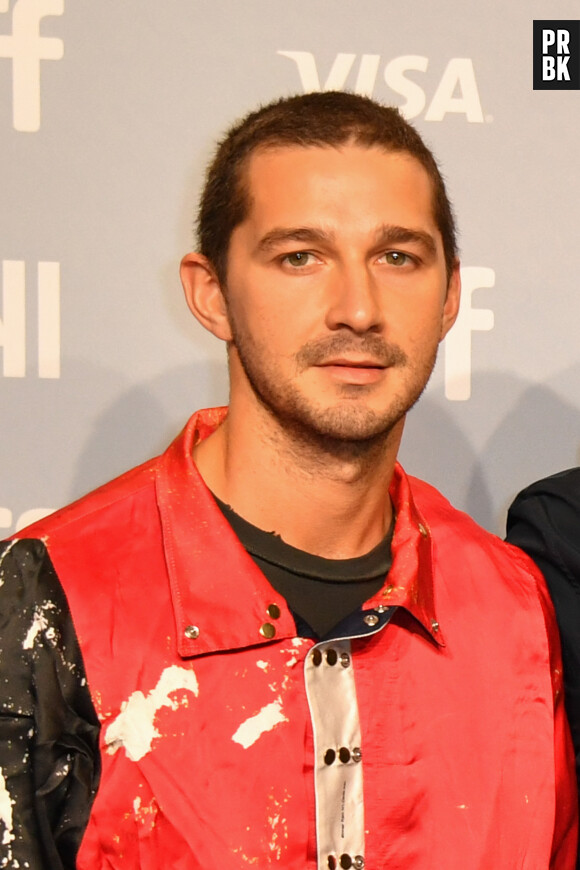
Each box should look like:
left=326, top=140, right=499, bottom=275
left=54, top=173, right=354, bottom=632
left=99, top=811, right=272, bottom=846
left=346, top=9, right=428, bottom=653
left=26, top=408, right=578, bottom=868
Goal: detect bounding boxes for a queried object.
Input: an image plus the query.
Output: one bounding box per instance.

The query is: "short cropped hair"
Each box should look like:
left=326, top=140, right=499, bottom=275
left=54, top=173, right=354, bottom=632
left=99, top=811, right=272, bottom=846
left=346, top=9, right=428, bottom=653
left=197, top=91, right=458, bottom=284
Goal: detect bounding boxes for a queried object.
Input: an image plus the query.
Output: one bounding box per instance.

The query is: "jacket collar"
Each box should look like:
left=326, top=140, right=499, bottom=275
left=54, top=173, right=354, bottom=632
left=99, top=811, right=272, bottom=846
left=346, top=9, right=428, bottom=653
left=365, top=464, right=443, bottom=644
left=156, top=408, right=443, bottom=659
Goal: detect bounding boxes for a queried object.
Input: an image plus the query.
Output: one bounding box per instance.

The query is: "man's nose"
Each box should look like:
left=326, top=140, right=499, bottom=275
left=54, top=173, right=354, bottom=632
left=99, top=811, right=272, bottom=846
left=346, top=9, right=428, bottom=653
left=324, top=262, right=384, bottom=333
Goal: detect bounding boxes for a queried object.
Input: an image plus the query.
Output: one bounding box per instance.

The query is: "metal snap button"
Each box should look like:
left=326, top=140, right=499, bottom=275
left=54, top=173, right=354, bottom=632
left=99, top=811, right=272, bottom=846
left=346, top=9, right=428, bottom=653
left=184, top=625, right=199, bottom=640
left=340, top=652, right=350, bottom=668
left=326, top=648, right=338, bottom=666
left=363, top=614, right=379, bottom=627
left=260, top=623, right=276, bottom=639
left=352, top=747, right=362, bottom=762
left=324, top=748, right=336, bottom=765
left=267, top=603, right=281, bottom=620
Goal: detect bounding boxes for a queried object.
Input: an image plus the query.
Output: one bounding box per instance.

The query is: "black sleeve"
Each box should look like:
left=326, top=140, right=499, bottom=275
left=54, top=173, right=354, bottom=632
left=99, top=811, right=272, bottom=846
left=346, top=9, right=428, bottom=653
left=507, top=469, right=580, bottom=834
left=0, top=539, right=100, bottom=869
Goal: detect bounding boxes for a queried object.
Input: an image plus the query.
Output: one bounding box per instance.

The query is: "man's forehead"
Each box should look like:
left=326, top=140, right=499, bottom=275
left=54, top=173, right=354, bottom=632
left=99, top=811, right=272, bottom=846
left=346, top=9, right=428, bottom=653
left=243, top=140, right=424, bottom=174
left=238, top=142, right=439, bottom=235
left=240, top=142, right=435, bottom=207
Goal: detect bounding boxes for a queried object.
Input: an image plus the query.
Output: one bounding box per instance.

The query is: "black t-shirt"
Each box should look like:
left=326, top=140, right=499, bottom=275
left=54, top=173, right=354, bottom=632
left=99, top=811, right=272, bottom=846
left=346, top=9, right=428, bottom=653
left=214, top=495, right=393, bottom=638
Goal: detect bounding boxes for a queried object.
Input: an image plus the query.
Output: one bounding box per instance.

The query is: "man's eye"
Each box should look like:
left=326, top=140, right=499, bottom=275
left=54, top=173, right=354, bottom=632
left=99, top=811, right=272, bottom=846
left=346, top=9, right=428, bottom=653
left=284, top=251, right=313, bottom=268
left=383, top=251, right=411, bottom=266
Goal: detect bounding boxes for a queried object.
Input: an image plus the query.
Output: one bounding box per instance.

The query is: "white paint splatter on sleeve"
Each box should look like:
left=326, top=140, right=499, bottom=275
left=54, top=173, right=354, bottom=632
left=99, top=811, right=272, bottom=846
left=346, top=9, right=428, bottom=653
left=104, top=665, right=199, bottom=762
left=0, top=766, right=14, bottom=853
left=232, top=698, right=288, bottom=749
left=0, top=541, right=17, bottom=588
left=22, top=602, right=56, bottom=650
left=22, top=611, right=48, bottom=650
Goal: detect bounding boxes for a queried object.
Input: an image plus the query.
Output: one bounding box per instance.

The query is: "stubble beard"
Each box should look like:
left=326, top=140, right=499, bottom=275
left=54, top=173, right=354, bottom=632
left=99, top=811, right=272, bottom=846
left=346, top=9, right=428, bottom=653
left=228, top=323, right=439, bottom=464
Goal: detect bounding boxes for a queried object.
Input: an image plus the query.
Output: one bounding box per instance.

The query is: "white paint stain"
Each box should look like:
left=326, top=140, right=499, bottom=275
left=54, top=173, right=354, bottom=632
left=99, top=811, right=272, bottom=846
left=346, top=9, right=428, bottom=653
left=0, top=766, right=14, bottom=856
left=268, top=812, right=284, bottom=859
left=0, top=541, right=17, bottom=587
left=256, top=661, right=269, bottom=671
left=281, top=640, right=307, bottom=668
left=22, top=601, right=56, bottom=650
left=22, top=611, right=48, bottom=650
left=105, top=665, right=199, bottom=762
left=232, top=698, right=288, bottom=749
left=267, top=792, right=290, bottom=860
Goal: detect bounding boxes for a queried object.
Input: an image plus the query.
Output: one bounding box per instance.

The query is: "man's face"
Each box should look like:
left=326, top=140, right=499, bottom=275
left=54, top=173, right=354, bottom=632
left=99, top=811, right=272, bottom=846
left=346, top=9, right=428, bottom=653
left=221, top=143, right=460, bottom=447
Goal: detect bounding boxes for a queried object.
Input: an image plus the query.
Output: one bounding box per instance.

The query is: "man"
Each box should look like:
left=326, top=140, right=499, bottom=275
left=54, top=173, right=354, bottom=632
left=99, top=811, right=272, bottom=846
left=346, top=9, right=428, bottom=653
left=0, top=92, right=576, bottom=868
left=508, top=470, right=580, bottom=870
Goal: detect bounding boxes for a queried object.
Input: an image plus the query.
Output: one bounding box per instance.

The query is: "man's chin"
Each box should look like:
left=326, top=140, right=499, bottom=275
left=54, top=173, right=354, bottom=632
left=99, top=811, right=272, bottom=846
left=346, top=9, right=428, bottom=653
left=284, top=404, right=405, bottom=447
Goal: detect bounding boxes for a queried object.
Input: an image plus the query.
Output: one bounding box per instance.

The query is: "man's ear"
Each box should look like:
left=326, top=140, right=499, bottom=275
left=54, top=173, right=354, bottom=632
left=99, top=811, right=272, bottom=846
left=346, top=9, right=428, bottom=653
left=180, top=253, right=233, bottom=342
left=440, top=260, right=461, bottom=341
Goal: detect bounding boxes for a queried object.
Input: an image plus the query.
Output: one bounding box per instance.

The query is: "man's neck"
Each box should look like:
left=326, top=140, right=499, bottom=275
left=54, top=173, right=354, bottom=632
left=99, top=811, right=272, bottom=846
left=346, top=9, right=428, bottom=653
left=193, top=403, right=403, bottom=560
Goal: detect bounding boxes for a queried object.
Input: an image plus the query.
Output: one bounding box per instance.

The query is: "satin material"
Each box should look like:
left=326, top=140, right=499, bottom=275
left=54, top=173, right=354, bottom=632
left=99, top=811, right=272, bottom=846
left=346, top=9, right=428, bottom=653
left=5, top=408, right=576, bottom=868
left=0, top=540, right=100, bottom=869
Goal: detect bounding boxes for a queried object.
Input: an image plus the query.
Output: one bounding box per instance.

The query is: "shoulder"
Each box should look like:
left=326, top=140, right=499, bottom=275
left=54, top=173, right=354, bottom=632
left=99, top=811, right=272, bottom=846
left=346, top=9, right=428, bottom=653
left=18, top=455, right=160, bottom=543
left=405, top=473, right=562, bottom=668
left=0, top=541, right=54, bottom=643
left=0, top=538, right=79, bottom=630
left=408, top=473, right=516, bottom=554
left=9, top=458, right=164, bottom=621
left=507, top=468, right=580, bottom=587
left=508, top=467, right=580, bottom=537
left=0, top=538, right=94, bottom=702
left=0, top=538, right=56, bottom=603
left=405, top=471, right=550, bottom=597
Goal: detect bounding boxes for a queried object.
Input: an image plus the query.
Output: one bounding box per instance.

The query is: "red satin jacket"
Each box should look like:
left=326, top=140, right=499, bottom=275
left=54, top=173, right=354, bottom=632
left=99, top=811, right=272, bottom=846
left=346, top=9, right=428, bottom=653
left=3, top=407, right=577, bottom=868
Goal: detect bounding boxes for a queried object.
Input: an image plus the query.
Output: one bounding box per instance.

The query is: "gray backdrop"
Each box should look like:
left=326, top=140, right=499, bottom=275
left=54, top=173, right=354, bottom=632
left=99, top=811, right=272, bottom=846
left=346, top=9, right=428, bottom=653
left=1, top=1, right=579, bottom=537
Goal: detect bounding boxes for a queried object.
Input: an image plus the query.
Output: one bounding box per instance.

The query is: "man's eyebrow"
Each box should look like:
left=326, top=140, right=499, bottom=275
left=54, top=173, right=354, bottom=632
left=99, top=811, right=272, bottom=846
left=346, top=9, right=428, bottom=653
left=256, top=227, right=335, bottom=252
left=255, top=224, right=438, bottom=257
left=375, top=224, right=438, bottom=257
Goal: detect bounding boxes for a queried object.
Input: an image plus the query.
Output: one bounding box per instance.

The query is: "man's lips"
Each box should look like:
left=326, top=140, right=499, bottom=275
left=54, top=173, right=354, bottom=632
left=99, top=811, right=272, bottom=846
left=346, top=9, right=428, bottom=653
left=295, top=336, right=408, bottom=372
left=316, top=358, right=387, bottom=384
left=317, top=357, right=386, bottom=369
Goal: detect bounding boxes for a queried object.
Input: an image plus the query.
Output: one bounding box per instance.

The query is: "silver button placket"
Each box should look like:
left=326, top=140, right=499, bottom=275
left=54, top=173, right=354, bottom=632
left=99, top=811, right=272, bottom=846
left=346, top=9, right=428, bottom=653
left=304, top=639, right=364, bottom=869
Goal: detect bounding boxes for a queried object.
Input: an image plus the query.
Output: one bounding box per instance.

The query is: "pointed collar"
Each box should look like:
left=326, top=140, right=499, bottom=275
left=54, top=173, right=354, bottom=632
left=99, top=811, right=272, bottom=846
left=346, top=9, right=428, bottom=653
left=156, top=408, right=443, bottom=658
